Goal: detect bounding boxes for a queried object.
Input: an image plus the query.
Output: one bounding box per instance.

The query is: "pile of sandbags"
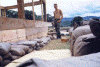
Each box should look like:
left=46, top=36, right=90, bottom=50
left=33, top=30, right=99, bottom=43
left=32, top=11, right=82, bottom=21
left=0, top=43, right=13, bottom=66
left=0, top=36, right=54, bottom=66
left=69, top=25, right=92, bottom=56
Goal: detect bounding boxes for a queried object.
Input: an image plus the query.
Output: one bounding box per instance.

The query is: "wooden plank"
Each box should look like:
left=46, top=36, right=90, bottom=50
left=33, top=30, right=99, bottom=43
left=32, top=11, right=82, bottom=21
left=4, top=1, right=43, bottom=9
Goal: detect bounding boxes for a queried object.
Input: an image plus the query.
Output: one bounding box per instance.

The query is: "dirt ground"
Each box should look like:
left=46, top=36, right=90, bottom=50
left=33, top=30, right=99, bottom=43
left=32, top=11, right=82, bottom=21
left=41, top=36, right=70, bottom=50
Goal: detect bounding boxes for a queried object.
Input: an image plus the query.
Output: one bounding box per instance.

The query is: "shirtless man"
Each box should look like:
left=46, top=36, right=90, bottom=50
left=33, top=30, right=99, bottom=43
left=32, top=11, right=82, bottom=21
left=53, top=4, right=63, bottom=39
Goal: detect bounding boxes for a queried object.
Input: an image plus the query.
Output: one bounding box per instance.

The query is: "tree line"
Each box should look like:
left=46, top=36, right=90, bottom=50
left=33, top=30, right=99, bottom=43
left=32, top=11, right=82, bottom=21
left=6, top=10, right=54, bottom=22
left=6, top=10, right=85, bottom=27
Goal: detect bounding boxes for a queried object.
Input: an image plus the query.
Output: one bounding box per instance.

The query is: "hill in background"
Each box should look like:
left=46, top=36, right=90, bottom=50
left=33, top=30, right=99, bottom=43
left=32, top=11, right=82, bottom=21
left=61, top=16, right=100, bottom=27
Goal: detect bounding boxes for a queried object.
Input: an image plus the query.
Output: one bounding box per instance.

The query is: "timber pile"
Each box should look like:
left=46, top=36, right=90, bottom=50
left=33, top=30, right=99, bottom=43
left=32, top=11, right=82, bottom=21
left=0, top=36, right=55, bottom=67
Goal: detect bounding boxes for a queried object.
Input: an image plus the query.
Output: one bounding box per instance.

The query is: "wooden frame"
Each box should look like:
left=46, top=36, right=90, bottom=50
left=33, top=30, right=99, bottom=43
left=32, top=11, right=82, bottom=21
left=0, top=0, right=47, bottom=21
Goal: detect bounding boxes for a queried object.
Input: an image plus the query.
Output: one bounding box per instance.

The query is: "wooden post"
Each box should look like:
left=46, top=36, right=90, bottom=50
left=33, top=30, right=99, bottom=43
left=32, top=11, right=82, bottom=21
left=0, top=8, right=1, bottom=17
left=32, top=0, right=35, bottom=22
left=41, top=0, right=43, bottom=22
left=1, top=9, right=6, bottom=17
left=43, top=0, right=47, bottom=22
left=17, top=0, right=25, bottom=19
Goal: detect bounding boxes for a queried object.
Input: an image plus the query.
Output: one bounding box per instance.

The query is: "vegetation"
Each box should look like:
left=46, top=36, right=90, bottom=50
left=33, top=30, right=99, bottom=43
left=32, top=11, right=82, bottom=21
left=6, top=10, right=88, bottom=27
left=71, top=16, right=83, bottom=26
left=6, top=10, right=53, bottom=22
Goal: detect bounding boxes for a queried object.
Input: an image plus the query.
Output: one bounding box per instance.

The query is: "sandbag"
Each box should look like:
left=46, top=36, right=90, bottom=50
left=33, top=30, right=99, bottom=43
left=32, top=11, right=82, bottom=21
left=69, top=27, right=74, bottom=36
left=73, top=34, right=95, bottom=56
left=40, top=37, right=51, bottom=44
left=3, top=53, right=13, bottom=61
left=72, top=25, right=91, bottom=40
left=17, top=52, right=100, bottom=67
left=2, top=60, right=11, bottom=66
left=47, top=35, right=54, bottom=40
left=28, top=49, right=33, bottom=53
left=34, top=39, right=43, bottom=43
left=17, top=41, right=37, bottom=48
left=0, top=56, right=2, bottom=62
left=0, top=43, right=11, bottom=55
left=34, top=43, right=41, bottom=50
left=11, top=45, right=30, bottom=53
left=39, top=42, right=45, bottom=47
left=10, top=48, right=25, bottom=56
left=12, top=55, right=21, bottom=60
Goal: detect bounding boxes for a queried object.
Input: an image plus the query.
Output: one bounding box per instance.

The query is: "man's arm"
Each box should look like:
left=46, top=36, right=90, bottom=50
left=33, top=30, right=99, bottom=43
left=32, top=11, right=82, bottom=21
left=53, top=11, right=55, bottom=19
left=60, top=10, right=63, bottom=20
left=57, top=10, right=63, bottom=22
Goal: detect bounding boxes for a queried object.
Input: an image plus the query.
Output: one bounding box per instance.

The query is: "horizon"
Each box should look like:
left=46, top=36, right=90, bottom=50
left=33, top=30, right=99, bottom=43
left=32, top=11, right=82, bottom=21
left=0, top=0, right=100, bottom=18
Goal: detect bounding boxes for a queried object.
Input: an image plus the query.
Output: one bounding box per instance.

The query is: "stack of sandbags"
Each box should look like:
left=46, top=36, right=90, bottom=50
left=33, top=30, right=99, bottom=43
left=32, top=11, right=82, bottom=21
left=32, top=36, right=52, bottom=50
left=70, top=25, right=92, bottom=55
left=33, top=39, right=44, bottom=50
left=0, top=36, right=53, bottom=66
left=17, top=41, right=37, bottom=49
left=0, top=43, right=13, bottom=66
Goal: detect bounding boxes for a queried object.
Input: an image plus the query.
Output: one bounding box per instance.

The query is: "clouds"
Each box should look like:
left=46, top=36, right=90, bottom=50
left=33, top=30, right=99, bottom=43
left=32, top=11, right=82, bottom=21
left=46, top=0, right=100, bottom=17
left=0, top=0, right=100, bottom=18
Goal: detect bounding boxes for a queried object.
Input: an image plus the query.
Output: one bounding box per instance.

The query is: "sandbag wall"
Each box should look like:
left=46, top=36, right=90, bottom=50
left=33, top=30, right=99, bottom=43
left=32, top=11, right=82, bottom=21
left=0, top=36, right=55, bottom=66
left=0, top=17, right=48, bottom=42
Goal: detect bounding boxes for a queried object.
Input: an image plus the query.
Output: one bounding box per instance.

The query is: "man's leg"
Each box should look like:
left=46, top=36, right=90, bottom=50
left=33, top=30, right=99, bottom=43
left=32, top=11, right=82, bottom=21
left=54, top=22, right=58, bottom=39
left=56, top=23, right=61, bottom=39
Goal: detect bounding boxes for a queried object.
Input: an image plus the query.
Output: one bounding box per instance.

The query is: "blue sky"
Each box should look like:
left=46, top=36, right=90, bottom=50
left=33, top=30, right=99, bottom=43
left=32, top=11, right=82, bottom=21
left=0, top=0, right=100, bottom=18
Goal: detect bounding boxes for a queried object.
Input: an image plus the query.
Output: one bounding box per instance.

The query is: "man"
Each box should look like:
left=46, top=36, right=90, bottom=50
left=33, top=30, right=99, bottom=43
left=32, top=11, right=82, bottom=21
left=53, top=4, right=63, bottom=39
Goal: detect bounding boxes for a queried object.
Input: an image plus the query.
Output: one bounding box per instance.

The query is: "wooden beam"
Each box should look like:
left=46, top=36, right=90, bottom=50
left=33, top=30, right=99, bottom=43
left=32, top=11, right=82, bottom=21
left=0, top=6, right=5, bottom=9
left=5, top=1, right=43, bottom=10
left=17, top=0, right=25, bottom=19
left=24, top=1, right=42, bottom=7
